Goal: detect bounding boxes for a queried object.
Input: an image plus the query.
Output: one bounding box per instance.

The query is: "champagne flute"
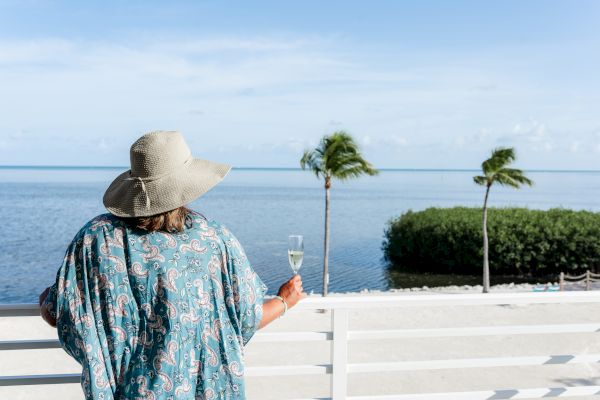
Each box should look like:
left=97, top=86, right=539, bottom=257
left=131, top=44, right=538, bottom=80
left=288, top=235, right=304, bottom=275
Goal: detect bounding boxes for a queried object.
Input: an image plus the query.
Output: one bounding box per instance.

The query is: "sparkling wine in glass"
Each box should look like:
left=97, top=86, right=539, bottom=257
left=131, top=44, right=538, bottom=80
left=288, top=235, right=304, bottom=275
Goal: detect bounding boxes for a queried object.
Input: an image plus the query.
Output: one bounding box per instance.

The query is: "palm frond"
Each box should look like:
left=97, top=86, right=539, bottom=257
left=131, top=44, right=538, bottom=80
left=335, top=158, right=379, bottom=180
left=300, top=149, right=323, bottom=179
left=475, top=146, right=533, bottom=189
left=300, top=130, right=378, bottom=182
left=492, top=147, right=516, bottom=162
left=495, top=168, right=533, bottom=188
left=501, top=168, right=533, bottom=184
left=473, top=175, right=488, bottom=186
left=323, top=132, right=357, bottom=169
left=481, top=147, right=516, bottom=175
left=494, top=173, right=522, bottom=188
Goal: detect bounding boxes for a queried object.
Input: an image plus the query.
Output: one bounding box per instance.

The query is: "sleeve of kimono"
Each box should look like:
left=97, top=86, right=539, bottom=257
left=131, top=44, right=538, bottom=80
left=52, top=238, right=84, bottom=362
left=221, top=226, right=268, bottom=345
left=50, top=230, right=117, bottom=399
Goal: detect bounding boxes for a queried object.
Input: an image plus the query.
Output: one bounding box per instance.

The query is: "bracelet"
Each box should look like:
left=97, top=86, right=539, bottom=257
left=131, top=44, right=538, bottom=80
left=274, top=295, right=288, bottom=317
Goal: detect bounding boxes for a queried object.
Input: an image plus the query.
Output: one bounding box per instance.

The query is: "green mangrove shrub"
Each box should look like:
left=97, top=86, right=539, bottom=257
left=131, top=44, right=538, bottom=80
left=383, top=207, right=600, bottom=276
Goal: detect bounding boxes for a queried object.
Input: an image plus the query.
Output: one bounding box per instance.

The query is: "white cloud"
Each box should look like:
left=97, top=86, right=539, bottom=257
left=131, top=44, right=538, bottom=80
left=499, top=118, right=555, bottom=152
left=477, top=128, right=491, bottom=143
left=283, top=138, right=308, bottom=153
left=454, top=135, right=466, bottom=147
left=0, top=129, right=33, bottom=149
left=360, top=135, right=372, bottom=146
left=388, top=135, right=408, bottom=147
left=151, top=37, right=316, bottom=54
left=512, top=118, right=547, bottom=141
left=0, top=36, right=347, bottom=93
left=570, top=141, right=580, bottom=153
left=97, top=138, right=110, bottom=151
left=0, top=34, right=598, bottom=169
left=0, top=38, right=74, bottom=64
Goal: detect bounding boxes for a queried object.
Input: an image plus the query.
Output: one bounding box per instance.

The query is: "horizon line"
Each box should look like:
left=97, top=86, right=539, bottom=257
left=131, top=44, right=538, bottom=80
left=1, top=165, right=600, bottom=173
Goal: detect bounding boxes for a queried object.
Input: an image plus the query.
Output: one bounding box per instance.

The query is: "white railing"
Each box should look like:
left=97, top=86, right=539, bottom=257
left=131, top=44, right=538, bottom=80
left=1, top=291, right=600, bottom=399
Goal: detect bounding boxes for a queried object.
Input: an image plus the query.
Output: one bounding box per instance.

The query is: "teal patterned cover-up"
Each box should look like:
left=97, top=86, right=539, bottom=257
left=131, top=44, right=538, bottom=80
left=42, top=210, right=267, bottom=399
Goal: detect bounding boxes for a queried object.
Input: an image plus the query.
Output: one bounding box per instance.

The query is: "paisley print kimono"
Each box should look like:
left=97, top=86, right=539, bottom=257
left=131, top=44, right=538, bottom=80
left=42, top=211, right=267, bottom=399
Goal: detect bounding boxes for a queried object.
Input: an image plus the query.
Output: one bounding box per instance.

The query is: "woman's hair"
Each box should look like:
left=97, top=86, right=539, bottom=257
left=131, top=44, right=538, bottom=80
left=123, top=205, right=194, bottom=233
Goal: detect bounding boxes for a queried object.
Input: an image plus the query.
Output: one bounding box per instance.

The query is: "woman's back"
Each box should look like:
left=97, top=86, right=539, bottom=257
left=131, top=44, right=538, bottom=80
left=43, top=210, right=266, bottom=399
left=40, top=130, right=305, bottom=399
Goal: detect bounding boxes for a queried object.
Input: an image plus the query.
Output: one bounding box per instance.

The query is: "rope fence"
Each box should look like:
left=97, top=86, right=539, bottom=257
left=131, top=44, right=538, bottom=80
left=559, top=270, right=600, bottom=291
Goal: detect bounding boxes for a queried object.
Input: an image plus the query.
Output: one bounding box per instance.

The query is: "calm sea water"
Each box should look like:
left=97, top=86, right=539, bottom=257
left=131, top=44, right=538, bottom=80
left=1, top=167, right=599, bottom=303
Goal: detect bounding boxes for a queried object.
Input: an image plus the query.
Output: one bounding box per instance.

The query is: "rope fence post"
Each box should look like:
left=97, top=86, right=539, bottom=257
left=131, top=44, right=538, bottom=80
left=559, top=272, right=564, bottom=291
left=586, top=270, right=591, bottom=291
left=331, top=308, right=349, bottom=400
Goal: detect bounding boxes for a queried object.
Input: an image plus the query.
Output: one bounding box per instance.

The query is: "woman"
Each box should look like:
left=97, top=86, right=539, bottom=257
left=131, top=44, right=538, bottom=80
left=39, top=130, right=306, bottom=399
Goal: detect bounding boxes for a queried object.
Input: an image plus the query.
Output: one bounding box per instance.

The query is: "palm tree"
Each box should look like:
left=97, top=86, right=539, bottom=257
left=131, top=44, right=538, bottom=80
left=301, top=131, right=378, bottom=296
left=474, top=147, right=533, bottom=293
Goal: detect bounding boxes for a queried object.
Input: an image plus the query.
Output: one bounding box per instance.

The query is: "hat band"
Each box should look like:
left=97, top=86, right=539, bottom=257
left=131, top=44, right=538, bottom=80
left=127, top=155, right=194, bottom=183
left=123, top=155, right=194, bottom=211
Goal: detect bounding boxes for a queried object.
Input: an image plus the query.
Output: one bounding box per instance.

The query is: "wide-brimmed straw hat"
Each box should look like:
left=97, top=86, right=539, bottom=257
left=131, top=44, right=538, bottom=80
left=103, top=130, right=231, bottom=217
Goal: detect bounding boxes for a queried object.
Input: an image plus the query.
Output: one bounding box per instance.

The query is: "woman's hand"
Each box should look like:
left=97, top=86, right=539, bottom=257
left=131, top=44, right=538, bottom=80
left=277, top=274, right=307, bottom=309
left=258, top=275, right=308, bottom=329
left=39, top=286, right=57, bottom=327
left=38, top=287, right=50, bottom=306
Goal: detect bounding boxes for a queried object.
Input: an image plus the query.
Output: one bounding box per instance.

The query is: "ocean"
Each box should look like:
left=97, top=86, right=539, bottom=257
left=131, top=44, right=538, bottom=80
left=1, top=167, right=599, bottom=303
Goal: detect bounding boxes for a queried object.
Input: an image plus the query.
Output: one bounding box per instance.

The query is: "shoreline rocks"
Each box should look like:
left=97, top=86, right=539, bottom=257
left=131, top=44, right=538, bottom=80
left=316, top=280, right=599, bottom=296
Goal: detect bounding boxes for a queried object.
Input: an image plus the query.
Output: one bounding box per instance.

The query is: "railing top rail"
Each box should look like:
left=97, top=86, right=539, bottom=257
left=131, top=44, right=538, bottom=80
left=0, top=304, right=39, bottom=311
left=2, top=291, right=600, bottom=316
left=296, top=291, right=600, bottom=309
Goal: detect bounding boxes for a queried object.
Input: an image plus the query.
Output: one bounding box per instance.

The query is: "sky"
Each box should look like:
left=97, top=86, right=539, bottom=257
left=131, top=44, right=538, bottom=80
left=0, top=0, right=599, bottom=169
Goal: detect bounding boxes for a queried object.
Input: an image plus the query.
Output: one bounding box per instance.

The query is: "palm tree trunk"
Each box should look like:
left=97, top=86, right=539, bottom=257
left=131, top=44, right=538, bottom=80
left=323, top=177, right=331, bottom=297
left=482, top=184, right=491, bottom=293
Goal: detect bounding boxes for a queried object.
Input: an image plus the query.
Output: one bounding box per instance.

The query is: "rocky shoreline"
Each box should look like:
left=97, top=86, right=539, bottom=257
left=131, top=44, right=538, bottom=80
left=320, top=280, right=600, bottom=295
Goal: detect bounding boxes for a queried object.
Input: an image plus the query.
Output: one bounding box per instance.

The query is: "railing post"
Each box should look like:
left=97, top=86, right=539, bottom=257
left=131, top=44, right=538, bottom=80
left=331, top=308, right=348, bottom=400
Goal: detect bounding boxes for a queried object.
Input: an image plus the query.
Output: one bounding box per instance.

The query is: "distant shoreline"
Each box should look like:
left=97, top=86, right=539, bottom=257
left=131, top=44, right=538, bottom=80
left=2, top=165, right=600, bottom=173
left=322, top=280, right=600, bottom=296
